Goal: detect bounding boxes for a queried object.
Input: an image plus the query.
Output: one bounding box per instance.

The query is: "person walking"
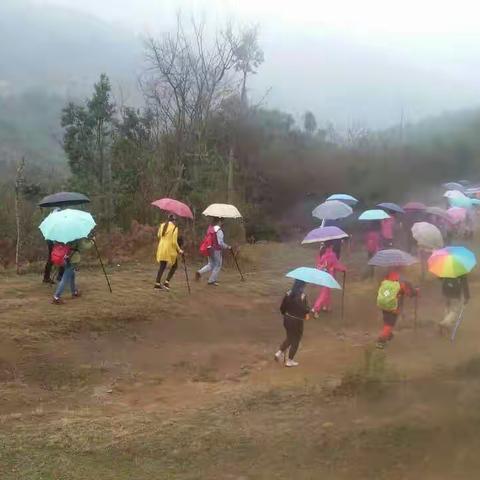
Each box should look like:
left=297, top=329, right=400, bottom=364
left=376, top=269, right=418, bottom=348
left=155, top=214, right=183, bottom=291
left=51, top=243, right=79, bottom=304
left=275, top=280, right=310, bottom=367
left=364, top=222, right=381, bottom=279
left=196, top=218, right=231, bottom=286
left=439, top=275, right=470, bottom=336
left=381, top=215, right=395, bottom=248
left=312, top=242, right=346, bottom=317
left=43, top=208, right=64, bottom=284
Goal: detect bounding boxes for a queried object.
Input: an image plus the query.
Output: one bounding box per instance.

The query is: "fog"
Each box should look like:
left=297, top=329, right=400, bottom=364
left=4, top=0, right=480, bottom=127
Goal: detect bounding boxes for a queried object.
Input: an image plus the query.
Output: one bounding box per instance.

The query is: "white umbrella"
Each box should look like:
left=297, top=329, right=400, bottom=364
left=412, top=222, right=444, bottom=249
left=202, top=203, right=242, bottom=218
left=444, top=190, right=466, bottom=199
left=312, top=200, right=353, bottom=220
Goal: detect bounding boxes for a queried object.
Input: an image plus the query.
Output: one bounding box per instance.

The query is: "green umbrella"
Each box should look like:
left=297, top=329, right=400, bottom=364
left=39, top=209, right=95, bottom=243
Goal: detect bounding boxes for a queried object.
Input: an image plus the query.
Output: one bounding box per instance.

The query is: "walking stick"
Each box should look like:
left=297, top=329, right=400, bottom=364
left=231, top=248, right=245, bottom=282
left=341, top=271, right=346, bottom=322
left=451, top=305, right=466, bottom=342
left=414, top=294, right=418, bottom=332
left=92, top=239, right=112, bottom=293
left=182, top=254, right=191, bottom=295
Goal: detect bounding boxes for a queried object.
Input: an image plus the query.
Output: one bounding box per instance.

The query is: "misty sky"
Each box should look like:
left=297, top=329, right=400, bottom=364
left=30, top=0, right=480, bottom=127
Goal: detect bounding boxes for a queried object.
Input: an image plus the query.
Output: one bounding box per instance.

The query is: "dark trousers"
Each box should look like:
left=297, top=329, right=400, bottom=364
left=156, top=260, right=178, bottom=284
left=279, top=315, right=304, bottom=360
left=43, top=241, right=64, bottom=282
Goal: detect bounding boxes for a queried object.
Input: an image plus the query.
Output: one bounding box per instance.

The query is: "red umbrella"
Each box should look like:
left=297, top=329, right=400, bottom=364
left=403, top=202, right=426, bottom=211
left=151, top=198, right=194, bottom=219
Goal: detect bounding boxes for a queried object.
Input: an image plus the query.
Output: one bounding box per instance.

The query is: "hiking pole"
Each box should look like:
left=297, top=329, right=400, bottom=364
left=231, top=248, right=245, bottom=282
left=414, top=294, right=418, bottom=332
left=341, top=271, right=346, bottom=322
left=92, top=239, right=112, bottom=293
left=182, top=254, right=191, bottom=295
left=451, top=305, right=466, bottom=342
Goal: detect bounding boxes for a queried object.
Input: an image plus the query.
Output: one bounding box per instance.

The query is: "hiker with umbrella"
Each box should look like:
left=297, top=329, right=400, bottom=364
left=151, top=199, right=193, bottom=291
left=368, top=249, right=419, bottom=349
left=275, top=267, right=341, bottom=367
left=196, top=204, right=243, bottom=286
left=39, top=209, right=97, bottom=304
left=428, top=247, right=475, bottom=338
left=38, top=192, right=90, bottom=284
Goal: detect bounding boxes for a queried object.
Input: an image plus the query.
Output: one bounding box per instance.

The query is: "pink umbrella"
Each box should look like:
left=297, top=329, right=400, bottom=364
left=447, top=207, right=467, bottom=224
left=151, top=198, right=194, bottom=219
left=403, top=202, right=426, bottom=211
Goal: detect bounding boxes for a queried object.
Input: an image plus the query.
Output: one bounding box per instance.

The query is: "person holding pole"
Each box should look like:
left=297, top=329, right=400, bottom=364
left=196, top=217, right=232, bottom=286
left=155, top=214, right=183, bottom=291
left=439, top=275, right=470, bottom=336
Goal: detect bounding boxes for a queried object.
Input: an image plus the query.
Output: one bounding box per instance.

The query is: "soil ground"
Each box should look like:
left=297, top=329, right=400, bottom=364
left=1, top=242, right=480, bottom=479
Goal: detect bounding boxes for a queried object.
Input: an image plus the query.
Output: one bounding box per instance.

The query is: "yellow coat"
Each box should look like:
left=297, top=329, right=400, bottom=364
left=156, top=222, right=181, bottom=265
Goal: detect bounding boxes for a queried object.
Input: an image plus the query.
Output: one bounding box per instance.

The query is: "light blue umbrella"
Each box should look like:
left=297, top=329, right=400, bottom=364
left=39, top=209, right=96, bottom=243
left=286, top=267, right=341, bottom=289
left=327, top=194, right=358, bottom=205
left=448, top=196, right=474, bottom=209
left=358, top=209, right=391, bottom=221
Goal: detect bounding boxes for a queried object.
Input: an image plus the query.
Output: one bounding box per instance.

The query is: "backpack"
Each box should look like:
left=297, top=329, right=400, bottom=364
left=377, top=280, right=401, bottom=312
left=442, top=278, right=462, bottom=298
left=51, top=244, right=72, bottom=267
left=199, top=227, right=218, bottom=257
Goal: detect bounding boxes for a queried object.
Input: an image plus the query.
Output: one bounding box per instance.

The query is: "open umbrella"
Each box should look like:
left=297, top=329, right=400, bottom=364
left=444, top=190, right=466, bottom=199
left=151, top=198, right=193, bottom=219
left=286, top=267, right=341, bottom=289
left=428, top=247, right=476, bottom=278
left=403, top=202, right=426, bottom=211
left=411, top=222, right=443, bottom=249
left=312, top=200, right=353, bottom=221
left=326, top=194, right=358, bottom=205
left=39, top=209, right=96, bottom=243
left=448, top=196, right=474, bottom=209
left=447, top=207, right=467, bottom=224
left=38, top=192, right=90, bottom=208
left=443, top=182, right=465, bottom=192
left=368, top=249, right=418, bottom=267
left=301, top=226, right=348, bottom=244
left=425, top=206, right=452, bottom=222
left=377, top=202, right=405, bottom=214
left=202, top=204, right=242, bottom=218
left=358, top=209, right=391, bottom=221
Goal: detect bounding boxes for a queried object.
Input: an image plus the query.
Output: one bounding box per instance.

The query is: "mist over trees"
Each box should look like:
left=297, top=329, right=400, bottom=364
left=2, top=6, right=480, bottom=266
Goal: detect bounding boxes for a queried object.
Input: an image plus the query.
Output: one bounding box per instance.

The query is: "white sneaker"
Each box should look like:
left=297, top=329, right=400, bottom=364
left=274, top=350, right=284, bottom=363
left=285, top=359, right=299, bottom=367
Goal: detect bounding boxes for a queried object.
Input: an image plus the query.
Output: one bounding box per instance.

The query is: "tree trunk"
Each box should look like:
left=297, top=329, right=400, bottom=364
left=14, top=157, right=25, bottom=274
left=227, top=146, right=235, bottom=203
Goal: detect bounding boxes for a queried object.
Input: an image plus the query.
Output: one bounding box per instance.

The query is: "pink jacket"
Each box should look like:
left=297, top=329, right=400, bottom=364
left=381, top=218, right=394, bottom=240
left=316, top=246, right=346, bottom=275
left=365, top=231, right=381, bottom=254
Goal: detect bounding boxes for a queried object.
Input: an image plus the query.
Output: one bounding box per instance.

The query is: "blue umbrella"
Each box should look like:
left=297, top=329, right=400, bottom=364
left=39, top=209, right=96, bottom=243
left=359, top=209, right=391, bottom=221
left=448, top=196, right=474, bottom=209
left=327, top=194, right=358, bottom=205
left=376, top=202, right=405, bottom=214
left=286, top=267, right=341, bottom=289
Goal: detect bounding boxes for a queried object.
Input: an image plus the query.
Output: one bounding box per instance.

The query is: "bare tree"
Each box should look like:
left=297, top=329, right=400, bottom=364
left=14, top=157, right=25, bottom=274
left=140, top=14, right=244, bottom=196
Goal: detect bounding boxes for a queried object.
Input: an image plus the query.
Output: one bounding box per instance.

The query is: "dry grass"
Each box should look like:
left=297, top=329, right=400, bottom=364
left=1, top=241, right=480, bottom=478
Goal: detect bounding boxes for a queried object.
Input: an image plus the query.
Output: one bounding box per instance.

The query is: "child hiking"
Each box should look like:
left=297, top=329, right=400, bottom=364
left=155, top=214, right=183, bottom=291
left=376, top=269, right=418, bottom=349
left=196, top=218, right=231, bottom=286
left=312, top=241, right=346, bottom=317
left=275, top=280, right=310, bottom=367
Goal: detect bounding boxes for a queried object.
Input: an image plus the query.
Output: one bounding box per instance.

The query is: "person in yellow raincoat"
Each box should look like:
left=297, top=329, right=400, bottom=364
left=155, top=214, right=183, bottom=291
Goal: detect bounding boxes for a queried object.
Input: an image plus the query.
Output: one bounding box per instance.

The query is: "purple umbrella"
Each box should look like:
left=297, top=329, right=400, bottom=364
left=301, top=226, right=349, bottom=244
left=368, top=249, right=418, bottom=267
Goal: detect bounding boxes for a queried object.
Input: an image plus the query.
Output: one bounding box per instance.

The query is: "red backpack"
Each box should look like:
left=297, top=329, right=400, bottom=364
left=51, top=244, right=72, bottom=266
left=199, top=226, right=219, bottom=256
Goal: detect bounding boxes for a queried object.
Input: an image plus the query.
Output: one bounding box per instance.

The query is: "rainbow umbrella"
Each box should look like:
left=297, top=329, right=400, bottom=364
left=428, top=247, right=477, bottom=278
